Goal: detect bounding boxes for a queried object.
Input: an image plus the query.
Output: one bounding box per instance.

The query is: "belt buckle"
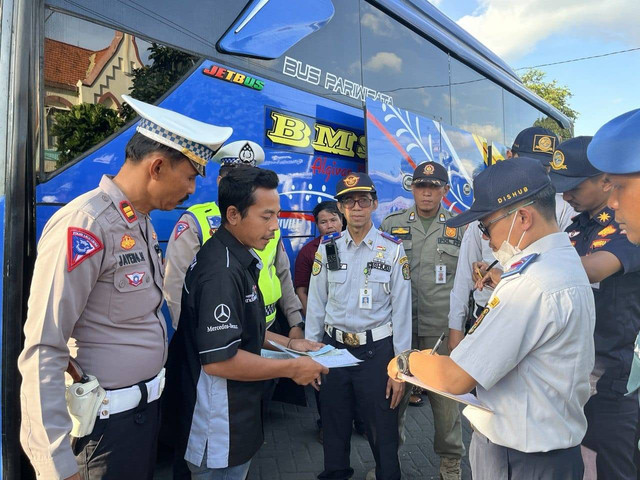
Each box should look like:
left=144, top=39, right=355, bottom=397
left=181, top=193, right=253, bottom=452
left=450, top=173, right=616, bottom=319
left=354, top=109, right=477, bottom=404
left=343, top=332, right=360, bottom=347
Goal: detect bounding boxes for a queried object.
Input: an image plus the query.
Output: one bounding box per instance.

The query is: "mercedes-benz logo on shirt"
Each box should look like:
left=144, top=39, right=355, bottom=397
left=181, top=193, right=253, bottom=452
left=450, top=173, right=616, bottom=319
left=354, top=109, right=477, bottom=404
left=214, top=304, right=231, bottom=323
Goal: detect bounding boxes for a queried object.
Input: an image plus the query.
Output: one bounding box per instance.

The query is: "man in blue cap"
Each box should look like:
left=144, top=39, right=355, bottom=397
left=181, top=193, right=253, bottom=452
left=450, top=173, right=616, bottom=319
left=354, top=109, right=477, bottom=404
left=388, top=157, right=595, bottom=479
left=587, top=109, right=640, bottom=453
left=549, top=136, right=640, bottom=479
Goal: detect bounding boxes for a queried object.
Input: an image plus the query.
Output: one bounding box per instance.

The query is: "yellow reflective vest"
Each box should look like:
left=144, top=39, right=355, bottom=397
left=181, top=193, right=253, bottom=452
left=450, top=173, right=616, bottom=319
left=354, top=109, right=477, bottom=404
left=187, top=202, right=282, bottom=326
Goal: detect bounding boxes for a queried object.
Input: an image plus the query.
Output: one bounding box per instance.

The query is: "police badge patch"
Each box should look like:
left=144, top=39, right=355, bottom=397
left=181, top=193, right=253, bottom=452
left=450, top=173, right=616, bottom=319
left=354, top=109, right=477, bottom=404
left=402, top=262, right=410, bottom=280
left=67, top=227, right=104, bottom=272
left=125, top=271, right=145, bottom=287
left=312, top=260, right=322, bottom=276
left=174, top=221, right=190, bottom=240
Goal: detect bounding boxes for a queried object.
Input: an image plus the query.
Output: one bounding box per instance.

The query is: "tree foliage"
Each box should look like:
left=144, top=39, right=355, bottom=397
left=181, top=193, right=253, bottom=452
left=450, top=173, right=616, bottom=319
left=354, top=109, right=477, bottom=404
left=521, top=69, right=578, bottom=140
left=120, top=43, right=198, bottom=121
left=51, top=103, right=124, bottom=168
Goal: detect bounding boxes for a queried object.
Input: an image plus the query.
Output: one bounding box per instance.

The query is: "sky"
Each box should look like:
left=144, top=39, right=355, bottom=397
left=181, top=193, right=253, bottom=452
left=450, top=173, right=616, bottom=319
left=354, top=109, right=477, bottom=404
left=430, top=0, right=640, bottom=136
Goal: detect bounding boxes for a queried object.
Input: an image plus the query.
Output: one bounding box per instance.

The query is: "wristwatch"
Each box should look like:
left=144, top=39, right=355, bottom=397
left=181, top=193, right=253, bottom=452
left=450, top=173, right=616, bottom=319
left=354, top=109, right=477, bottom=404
left=396, top=349, right=420, bottom=376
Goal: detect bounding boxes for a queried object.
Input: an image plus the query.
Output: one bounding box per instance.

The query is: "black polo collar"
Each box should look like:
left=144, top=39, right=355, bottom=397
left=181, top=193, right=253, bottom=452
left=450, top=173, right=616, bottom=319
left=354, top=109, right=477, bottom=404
left=215, top=226, right=259, bottom=269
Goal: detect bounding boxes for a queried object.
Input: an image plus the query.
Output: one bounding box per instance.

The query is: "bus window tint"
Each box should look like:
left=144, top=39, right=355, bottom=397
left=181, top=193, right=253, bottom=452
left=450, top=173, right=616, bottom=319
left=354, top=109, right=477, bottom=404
left=42, top=10, right=192, bottom=174
left=360, top=1, right=451, bottom=124
left=504, top=91, right=557, bottom=146
left=450, top=58, right=505, bottom=145
left=236, top=0, right=362, bottom=107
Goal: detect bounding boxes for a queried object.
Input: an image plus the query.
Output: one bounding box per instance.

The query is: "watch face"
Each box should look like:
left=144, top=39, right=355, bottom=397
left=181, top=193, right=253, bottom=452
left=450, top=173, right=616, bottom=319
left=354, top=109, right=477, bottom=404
left=397, top=354, right=409, bottom=375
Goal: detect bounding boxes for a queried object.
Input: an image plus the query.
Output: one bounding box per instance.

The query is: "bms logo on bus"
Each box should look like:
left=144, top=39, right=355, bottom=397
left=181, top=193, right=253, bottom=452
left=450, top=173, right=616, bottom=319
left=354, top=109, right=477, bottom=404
left=265, top=109, right=365, bottom=159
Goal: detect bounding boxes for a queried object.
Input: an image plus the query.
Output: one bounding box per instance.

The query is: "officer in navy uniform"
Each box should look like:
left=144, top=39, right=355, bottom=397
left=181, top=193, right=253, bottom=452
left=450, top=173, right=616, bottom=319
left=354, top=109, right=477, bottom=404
left=306, top=172, right=411, bottom=480
left=549, top=135, right=640, bottom=479
left=389, top=157, right=595, bottom=480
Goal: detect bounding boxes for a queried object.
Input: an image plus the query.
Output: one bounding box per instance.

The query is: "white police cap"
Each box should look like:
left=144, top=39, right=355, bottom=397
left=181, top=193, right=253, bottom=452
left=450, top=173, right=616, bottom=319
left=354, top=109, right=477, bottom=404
left=212, top=140, right=265, bottom=167
left=122, top=94, right=233, bottom=176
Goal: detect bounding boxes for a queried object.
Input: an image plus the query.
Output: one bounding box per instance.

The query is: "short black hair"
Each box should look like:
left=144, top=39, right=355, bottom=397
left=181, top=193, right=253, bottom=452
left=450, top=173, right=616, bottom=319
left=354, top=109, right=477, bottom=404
left=312, top=201, right=341, bottom=223
left=125, top=132, right=188, bottom=166
left=512, top=183, right=557, bottom=223
left=219, top=166, right=279, bottom=225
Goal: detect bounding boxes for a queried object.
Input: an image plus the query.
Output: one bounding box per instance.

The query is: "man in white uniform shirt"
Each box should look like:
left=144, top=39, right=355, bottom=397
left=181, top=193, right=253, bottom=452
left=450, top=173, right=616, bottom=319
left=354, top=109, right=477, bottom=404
left=389, top=157, right=595, bottom=479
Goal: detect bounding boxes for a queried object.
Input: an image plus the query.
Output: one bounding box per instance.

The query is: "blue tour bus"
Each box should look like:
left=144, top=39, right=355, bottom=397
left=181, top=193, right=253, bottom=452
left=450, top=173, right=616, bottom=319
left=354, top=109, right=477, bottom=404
left=0, top=0, right=570, bottom=476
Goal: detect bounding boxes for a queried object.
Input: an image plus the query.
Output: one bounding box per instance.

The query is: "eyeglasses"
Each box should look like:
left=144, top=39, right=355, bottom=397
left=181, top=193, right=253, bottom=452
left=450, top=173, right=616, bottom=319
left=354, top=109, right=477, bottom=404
left=340, top=197, right=373, bottom=209
left=477, top=200, right=535, bottom=238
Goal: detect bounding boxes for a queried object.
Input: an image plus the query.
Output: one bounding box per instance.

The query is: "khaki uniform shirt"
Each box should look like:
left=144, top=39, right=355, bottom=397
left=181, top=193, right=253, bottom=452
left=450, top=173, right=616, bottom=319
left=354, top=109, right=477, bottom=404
left=163, top=210, right=302, bottom=329
left=381, top=205, right=462, bottom=337
left=18, top=175, right=167, bottom=479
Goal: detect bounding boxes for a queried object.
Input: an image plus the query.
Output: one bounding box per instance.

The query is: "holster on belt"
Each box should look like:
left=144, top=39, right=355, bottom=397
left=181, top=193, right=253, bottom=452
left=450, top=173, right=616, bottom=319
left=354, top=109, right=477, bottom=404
left=65, top=359, right=106, bottom=438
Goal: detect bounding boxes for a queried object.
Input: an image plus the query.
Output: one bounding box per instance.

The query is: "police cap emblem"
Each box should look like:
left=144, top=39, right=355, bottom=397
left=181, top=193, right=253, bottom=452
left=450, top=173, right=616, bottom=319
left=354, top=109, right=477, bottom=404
left=344, top=174, right=359, bottom=187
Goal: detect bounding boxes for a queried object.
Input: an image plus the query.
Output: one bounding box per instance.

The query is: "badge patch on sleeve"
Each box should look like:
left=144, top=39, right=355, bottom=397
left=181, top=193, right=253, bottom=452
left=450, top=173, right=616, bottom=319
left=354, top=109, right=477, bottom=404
left=67, top=227, right=104, bottom=272
left=174, top=221, right=190, bottom=240
left=402, top=262, right=411, bottom=280
left=125, top=271, right=145, bottom=287
left=120, top=234, right=136, bottom=250
left=312, top=259, right=322, bottom=276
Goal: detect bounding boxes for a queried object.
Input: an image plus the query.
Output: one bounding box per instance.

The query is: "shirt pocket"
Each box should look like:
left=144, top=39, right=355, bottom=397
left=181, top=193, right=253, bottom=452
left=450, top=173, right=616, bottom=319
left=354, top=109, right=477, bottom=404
left=368, top=268, right=392, bottom=302
left=327, top=269, right=347, bottom=300
left=437, top=243, right=460, bottom=282
left=110, top=264, right=160, bottom=322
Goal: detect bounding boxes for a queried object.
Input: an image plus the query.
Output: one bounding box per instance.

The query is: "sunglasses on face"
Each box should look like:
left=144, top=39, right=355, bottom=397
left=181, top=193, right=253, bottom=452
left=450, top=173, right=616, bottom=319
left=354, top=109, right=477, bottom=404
left=340, top=197, right=373, bottom=209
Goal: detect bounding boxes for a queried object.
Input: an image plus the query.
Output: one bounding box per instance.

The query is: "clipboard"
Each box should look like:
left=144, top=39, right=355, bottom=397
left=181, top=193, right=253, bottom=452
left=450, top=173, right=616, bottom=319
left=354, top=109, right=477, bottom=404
left=398, top=372, right=493, bottom=413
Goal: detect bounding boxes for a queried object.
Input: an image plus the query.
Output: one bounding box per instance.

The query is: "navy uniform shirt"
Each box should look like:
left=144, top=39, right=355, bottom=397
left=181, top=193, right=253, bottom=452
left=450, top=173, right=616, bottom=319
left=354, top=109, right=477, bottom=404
left=566, top=207, right=640, bottom=392
left=165, top=226, right=266, bottom=469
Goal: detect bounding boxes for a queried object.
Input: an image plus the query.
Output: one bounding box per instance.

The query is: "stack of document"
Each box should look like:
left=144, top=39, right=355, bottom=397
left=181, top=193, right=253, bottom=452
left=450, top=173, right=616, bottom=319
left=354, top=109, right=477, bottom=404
left=262, top=341, right=362, bottom=368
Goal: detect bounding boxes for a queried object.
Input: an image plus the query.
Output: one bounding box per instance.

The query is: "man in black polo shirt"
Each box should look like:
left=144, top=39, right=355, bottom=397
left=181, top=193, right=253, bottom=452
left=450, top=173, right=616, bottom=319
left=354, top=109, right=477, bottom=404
left=166, top=166, right=328, bottom=479
left=549, top=136, right=640, bottom=479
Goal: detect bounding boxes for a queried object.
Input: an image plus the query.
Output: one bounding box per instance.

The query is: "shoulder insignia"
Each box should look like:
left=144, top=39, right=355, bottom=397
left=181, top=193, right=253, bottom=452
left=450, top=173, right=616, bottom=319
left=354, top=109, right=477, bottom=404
left=501, top=253, right=539, bottom=279
left=120, top=234, right=136, bottom=250
left=591, top=239, right=610, bottom=250
left=312, top=259, right=322, bottom=276
left=314, top=250, right=323, bottom=261
left=438, top=212, right=446, bottom=223
left=487, top=296, right=500, bottom=308
left=390, top=227, right=410, bottom=236
left=399, top=255, right=408, bottom=265
left=321, top=231, right=342, bottom=244
left=408, top=211, right=416, bottom=222
left=597, top=225, right=617, bottom=238
left=174, top=220, right=190, bottom=240
left=152, top=231, right=157, bottom=241
left=119, top=200, right=137, bottom=223
left=596, top=211, right=611, bottom=224
left=67, top=227, right=104, bottom=272
left=468, top=308, right=490, bottom=334
left=379, top=231, right=402, bottom=244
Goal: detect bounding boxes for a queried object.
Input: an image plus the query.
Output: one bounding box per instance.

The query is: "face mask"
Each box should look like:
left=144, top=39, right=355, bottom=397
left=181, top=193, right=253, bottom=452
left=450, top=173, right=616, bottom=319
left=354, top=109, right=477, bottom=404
left=492, top=212, right=527, bottom=269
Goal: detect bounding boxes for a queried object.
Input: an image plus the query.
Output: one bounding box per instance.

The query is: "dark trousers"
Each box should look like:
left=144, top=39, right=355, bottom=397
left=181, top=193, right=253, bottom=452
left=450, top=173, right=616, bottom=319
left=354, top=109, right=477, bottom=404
left=72, top=398, right=160, bottom=480
left=318, top=333, right=400, bottom=480
left=582, top=388, right=639, bottom=479
left=470, top=431, right=583, bottom=480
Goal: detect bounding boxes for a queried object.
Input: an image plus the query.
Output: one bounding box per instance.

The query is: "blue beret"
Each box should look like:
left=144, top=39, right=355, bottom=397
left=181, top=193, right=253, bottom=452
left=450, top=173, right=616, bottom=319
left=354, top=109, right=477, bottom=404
left=588, top=108, right=640, bottom=174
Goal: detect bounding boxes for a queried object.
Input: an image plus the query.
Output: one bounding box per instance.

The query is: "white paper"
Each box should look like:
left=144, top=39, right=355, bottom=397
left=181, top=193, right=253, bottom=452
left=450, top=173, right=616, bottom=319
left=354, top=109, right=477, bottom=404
left=267, top=340, right=361, bottom=368
left=398, top=372, right=493, bottom=413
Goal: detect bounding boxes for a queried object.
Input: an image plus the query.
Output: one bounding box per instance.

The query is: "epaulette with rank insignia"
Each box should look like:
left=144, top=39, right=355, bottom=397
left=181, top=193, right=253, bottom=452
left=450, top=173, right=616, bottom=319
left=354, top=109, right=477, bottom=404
left=379, top=231, right=402, bottom=244
left=501, top=253, right=539, bottom=279
left=321, top=231, right=342, bottom=244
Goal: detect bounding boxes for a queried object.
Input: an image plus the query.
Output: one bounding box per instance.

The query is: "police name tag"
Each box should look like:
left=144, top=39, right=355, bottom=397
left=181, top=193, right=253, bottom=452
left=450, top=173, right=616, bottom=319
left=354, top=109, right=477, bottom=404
left=359, top=288, right=372, bottom=310
left=435, top=264, right=446, bottom=284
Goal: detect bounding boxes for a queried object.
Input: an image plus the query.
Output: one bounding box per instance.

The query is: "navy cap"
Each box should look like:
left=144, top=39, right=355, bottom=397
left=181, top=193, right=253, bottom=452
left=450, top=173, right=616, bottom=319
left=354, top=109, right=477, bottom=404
left=511, top=126, right=559, bottom=166
left=446, top=156, right=551, bottom=228
left=548, top=136, right=601, bottom=192
left=335, top=172, right=376, bottom=198
left=588, top=108, right=640, bottom=174
left=412, top=161, right=449, bottom=186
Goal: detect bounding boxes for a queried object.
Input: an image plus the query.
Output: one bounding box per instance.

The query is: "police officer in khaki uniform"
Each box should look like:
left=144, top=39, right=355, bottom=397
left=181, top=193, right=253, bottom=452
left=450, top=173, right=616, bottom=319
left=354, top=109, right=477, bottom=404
left=18, top=95, right=232, bottom=480
left=163, top=141, right=303, bottom=336
left=380, top=161, right=464, bottom=480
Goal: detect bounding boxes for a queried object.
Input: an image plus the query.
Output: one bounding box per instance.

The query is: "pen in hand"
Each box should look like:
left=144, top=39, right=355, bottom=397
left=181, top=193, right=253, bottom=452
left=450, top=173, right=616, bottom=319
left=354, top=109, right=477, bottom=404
left=431, top=332, right=445, bottom=355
